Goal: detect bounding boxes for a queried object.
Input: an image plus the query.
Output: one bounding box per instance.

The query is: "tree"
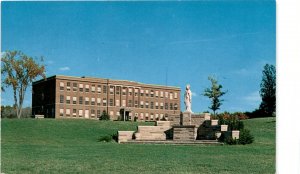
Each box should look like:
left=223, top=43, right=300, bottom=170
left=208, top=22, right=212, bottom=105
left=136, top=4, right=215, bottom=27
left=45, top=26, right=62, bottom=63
left=203, top=76, right=227, bottom=116
left=1, top=51, right=46, bottom=118
left=259, top=64, right=276, bottom=116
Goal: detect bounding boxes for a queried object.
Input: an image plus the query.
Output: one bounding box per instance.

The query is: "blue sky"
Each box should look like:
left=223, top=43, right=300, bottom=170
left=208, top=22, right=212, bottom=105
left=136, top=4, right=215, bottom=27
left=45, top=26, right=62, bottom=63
left=1, top=1, right=276, bottom=113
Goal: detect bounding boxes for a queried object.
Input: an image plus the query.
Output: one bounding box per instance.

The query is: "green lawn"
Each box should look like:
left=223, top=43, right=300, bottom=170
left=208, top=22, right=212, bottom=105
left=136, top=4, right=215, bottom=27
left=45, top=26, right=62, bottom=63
left=1, top=117, right=275, bottom=174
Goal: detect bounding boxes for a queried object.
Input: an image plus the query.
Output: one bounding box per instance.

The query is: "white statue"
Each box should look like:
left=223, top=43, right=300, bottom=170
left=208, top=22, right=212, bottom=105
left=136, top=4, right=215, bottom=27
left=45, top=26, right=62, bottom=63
left=184, top=84, right=192, bottom=113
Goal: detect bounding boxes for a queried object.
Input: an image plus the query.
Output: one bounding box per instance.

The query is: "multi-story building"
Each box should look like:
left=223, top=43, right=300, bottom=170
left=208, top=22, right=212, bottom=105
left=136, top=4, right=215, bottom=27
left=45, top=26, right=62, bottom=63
left=32, top=75, right=181, bottom=121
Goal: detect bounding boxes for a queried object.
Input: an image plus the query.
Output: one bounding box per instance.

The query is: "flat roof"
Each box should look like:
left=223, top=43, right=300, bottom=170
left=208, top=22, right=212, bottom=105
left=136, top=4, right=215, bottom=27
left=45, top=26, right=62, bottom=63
left=33, top=75, right=181, bottom=90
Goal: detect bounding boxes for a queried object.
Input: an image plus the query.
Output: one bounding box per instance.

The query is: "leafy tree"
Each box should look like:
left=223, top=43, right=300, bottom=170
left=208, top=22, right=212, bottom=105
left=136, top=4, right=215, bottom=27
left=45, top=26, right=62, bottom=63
left=1, top=51, right=46, bottom=118
left=259, top=64, right=276, bottom=116
left=203, top=76, right=227, bottom=116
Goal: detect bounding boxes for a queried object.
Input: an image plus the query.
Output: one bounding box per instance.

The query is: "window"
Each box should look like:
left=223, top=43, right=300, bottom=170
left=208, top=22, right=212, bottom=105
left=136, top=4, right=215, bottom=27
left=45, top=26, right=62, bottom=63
left=66, top=96, right=70, bottom=104
left=73, top=83, right=77, bottom=92
left=170, top=92, right=173, bottom=100
left=128, top=88, right=132, bottom=96
left=160, top=114, right=164, bottom=119
left=160, top=91, right=164, bottom=98
left=122, top=87, right=126, bottom=95
left=160, top=103, right=164, bottom=110
left=85, top=85, right=89, bottom=92
left=155, top=91, right=159, bottom=97
left=150, top=90, right=154, bottom=97
left=165, top=92, right=168, bottom=98
left=110, top=86, right=114, bottom=95
left=67, top=82, right=71, bottom=91
left=140, top=90, right=144, bottom=97
left=72, top=97, right=77, bottom=104
left=155, top=102, right=159, bottom=109
left=97, top=98, right=101, bottom=106
left=174, top=103, right=178, bottom=110
left=150, top=102, right=154, bottom=109
left=122, top=100, right=126, bottom=107
left=128, top=100, right=132, bottom=107
left=97, top=110, right=101, bottom=118
left=116, top=100, right=120, bottom=106
left=73, top=109, right=77, bottom=117
left=103, top=98, right=107, bottom=106
left=174, top=92, right=178, bottom=99
left=91, top=98, right=95, bottom=105
left=103, top=86, right=107, bottom=93
left=150, top=113, right=154, bottom=120
left=79, top=84, right=83, bottom=92
left=79, top=96, right=83, bottom=104
left=109, top=99, right=114, bottom=106
left=134, top=100, right=138, bottom=108
left=110, top=111, right=114, bottom=116
left=97, top=85, right=101, bottom=93
left=85, top=97, right=89, bottom=105
left=79, top=110, right=83, bottom=117
left=59, top=109, right=64, bottom=116
left=91, top=85, right=96, bottom=92
left=85, top=109, right=89, bottom=118
left=155, top=114, right=159, bottom=119
left=60, top=95, right=64, bottom=103
left=170, top=103, right=173, bottom=110
left=140, top=113, right=144, bottom=120
left=117, top=112, right=120, bottom=116
left=165, top=103, right=168, bottom=110
left=66, top=109, right=70, bottom=116
left=140, top=101, right=144, bottom=108
left=145, top=101, right=149, bottom=108
left=60, top=82, right=64, bottom=91
left=134, top=89, right=138, bottom=97
left=116, top=86, right=120, bottom=95
left=91, top=109, right=95, bottom=117
left=145, top=90, right=149, bottom=97
left=145, top=113, right=149, bottom=120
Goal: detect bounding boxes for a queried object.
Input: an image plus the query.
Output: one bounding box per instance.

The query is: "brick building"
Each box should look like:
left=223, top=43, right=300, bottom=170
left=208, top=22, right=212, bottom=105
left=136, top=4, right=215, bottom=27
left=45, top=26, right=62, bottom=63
left=32, top=75, right=181, bottom=121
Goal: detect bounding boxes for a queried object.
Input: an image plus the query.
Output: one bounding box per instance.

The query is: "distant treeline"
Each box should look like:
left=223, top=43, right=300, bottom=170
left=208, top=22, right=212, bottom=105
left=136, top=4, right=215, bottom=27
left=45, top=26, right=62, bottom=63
left=1, top=105, right=32, bottom=118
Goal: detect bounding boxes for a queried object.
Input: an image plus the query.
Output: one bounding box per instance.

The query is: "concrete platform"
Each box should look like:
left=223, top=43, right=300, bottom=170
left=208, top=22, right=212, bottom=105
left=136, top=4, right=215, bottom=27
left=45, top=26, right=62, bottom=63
left=120, top=140, right=223, bottom=145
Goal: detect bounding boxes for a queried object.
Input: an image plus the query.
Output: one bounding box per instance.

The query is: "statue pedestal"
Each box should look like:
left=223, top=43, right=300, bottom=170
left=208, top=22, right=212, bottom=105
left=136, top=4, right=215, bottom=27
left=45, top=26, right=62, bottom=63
left=182, top=111, right=192, bottom=125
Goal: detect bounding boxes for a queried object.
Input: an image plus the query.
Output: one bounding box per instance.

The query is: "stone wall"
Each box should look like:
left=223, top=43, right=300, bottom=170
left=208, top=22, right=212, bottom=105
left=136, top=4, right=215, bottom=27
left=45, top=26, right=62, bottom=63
left=173, top=125, right=196, bottom=141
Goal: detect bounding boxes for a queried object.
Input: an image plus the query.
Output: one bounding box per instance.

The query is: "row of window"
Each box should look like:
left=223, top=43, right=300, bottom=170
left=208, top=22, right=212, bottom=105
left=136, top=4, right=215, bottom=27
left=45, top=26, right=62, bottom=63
left=59, top=95, right=178, bottom=110
left=59, top=108, right=167, bottom=121
left=59, top=108, right=102, bottom=118
left=59, top=82, right=178, bottom=99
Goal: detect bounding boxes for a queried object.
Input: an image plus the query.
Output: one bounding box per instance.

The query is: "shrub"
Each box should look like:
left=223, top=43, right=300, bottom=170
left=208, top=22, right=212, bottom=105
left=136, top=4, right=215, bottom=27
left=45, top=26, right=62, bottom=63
left=224, top=136, right=238, bottom=145
left=98, top=135, right=112, bottom=142
left=232, top=112, right=249, bottom=120
left=238, top=129, right=254, bottom=145
left=227, top=119, right=244, bottom=131
left=99, top=111, right=110, bottom=120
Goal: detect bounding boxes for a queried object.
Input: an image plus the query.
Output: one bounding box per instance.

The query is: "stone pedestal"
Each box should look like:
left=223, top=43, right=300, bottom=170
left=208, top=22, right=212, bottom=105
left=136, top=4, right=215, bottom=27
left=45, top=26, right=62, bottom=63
left=211, top=120, right=218, bottom=126
left=232, top=130, right=240, bottom=139
left=221, top=125, right=228, bottom=132
left=182, top=111, right=192, bottom=125
left=173, top=125, right=196, bottom=141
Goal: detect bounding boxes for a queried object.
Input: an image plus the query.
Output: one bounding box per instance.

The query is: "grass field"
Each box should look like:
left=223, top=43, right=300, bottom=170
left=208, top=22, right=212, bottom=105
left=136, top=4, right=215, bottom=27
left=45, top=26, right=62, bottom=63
left=1, top=117, right=275, bottom=174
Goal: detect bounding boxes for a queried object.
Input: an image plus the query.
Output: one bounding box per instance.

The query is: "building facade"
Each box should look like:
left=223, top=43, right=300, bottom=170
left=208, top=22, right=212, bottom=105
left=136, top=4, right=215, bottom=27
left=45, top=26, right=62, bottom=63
left=32, top=75, right=181, bottom=121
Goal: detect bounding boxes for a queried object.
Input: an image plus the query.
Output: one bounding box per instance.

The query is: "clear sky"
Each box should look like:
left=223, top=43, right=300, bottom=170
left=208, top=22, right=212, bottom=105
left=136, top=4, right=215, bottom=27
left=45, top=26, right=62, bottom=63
left=1, top=1, right=276, bottom=113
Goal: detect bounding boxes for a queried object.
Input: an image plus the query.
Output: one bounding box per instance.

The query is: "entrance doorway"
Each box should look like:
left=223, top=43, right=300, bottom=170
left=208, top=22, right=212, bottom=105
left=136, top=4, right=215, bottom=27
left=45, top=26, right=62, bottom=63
left=120, top=108, right=132, bottom=121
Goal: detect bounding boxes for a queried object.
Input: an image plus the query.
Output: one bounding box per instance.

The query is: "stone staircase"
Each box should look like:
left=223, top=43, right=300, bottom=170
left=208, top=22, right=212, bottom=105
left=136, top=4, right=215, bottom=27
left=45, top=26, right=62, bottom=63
left=118, top=112, right=238, bottom=144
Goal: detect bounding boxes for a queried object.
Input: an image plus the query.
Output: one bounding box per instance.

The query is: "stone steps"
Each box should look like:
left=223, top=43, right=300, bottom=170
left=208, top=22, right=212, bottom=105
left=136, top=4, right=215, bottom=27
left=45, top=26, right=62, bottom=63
left=121, top=140, right=223, bottom=145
